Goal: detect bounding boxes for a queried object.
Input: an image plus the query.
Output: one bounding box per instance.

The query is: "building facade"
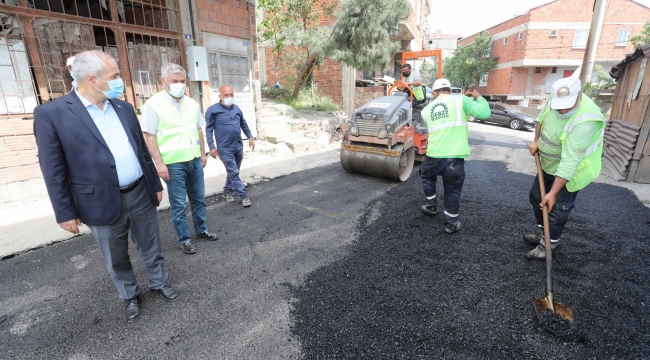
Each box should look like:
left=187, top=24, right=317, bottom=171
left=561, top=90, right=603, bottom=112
left=425, top=31, right=461, bottom=60
left=458, top=0, right=650, bottom=106
left=0, top=0, right=259, bottom=184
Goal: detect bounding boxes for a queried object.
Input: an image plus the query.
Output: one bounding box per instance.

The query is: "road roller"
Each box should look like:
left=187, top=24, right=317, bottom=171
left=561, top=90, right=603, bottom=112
left=340, top=80, right=429, bottom=182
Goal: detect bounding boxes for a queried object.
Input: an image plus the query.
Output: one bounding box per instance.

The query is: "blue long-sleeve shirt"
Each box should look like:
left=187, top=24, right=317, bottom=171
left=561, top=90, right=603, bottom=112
left=205, top=102, right=253, bottom=152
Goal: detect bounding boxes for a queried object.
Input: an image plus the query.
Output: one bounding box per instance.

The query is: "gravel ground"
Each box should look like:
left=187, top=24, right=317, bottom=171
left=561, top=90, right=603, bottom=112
left=291, top=160, right=650, bottom=359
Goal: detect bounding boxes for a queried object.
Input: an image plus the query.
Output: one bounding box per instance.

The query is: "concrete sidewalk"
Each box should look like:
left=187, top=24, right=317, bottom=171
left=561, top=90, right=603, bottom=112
left=0, top=143, right=341, bottom=259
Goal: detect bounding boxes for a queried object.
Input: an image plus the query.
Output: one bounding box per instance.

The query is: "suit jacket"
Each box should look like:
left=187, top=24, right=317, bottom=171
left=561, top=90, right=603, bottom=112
left=34, top=91, right=163, bottom=226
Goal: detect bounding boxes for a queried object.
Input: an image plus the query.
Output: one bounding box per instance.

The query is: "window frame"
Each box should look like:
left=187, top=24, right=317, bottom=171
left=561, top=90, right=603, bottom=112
left=550, top=30, right=558, bottom=37
left=503, top=37, right=508, bottom=46
left=573, top=29, right=589, bottom=49
left=518, top=32, right=524, bottom=41
left=616, top=29, right=629, bottom=47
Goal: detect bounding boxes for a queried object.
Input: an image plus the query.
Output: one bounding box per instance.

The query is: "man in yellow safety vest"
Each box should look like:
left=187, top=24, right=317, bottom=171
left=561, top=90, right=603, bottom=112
left=401, top=64, right=425, bottom=106
left=525, top=76, right=605, bottom=259
left=142, top=63, right=219, bottom=255
left=420, top=79, right=491, bottom=234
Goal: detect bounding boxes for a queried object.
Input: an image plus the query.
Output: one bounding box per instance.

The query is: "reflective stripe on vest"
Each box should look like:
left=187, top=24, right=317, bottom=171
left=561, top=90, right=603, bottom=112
left=584, top=127, right=605, bottom=157
left=158, top=139, right=201, bottom=153
left=157, top=123, right=197, bottom=138
left=563, top=112, right=605, bottom=134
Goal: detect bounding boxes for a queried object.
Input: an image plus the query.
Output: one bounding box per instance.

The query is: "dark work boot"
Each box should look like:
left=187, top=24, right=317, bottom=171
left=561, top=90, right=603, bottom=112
left=444, top=221, right=461, bottom=234
left=523, top=233, right=543, bottom=245
left=420, top=205, right=439, bottom=216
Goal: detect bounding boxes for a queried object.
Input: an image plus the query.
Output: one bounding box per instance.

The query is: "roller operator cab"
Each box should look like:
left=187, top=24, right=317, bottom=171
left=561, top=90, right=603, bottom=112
left=340, top=92, right=429, bottom=182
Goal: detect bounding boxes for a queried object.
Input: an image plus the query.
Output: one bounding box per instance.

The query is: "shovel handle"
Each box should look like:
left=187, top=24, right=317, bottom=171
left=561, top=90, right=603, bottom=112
left=534, top=153, right=554, bottom=304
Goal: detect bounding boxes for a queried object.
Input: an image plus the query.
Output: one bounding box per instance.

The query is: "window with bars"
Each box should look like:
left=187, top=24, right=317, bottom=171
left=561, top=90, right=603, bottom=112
left=119, top=0, right=179, bottom=31
left=25, top=0, right=112, bottom=20
left=126, top=32, right=181, bottom=106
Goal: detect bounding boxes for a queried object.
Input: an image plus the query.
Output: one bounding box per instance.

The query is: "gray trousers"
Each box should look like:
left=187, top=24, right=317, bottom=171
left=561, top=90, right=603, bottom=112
left=88, top=180, right=168, bottom=300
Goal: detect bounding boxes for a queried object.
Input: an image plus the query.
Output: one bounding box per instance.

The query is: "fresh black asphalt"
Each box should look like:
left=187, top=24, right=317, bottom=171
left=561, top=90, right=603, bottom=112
left=2, top=153, right=650, bottom=358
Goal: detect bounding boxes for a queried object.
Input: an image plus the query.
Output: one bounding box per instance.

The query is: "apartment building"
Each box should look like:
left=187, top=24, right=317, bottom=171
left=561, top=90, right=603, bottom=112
left=458, top=0, right=650, bottom=106
left=426, top=31, right=462, bottom=59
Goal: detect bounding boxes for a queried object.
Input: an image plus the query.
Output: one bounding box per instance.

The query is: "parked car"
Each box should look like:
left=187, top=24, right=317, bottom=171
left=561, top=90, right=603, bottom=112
left=469, top=102, right=535, bottom=130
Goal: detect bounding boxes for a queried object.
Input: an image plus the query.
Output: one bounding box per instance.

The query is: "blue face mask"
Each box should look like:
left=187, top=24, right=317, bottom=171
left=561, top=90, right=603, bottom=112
left=95, top=77, right=124, bottom=99
left=553, top=108, right=577, bottom=119
left=70, top=72, right=77, bottom=81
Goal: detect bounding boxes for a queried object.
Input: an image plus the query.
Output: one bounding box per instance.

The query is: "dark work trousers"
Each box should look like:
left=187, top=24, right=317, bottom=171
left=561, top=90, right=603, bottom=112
left=218, top=148, right=248, bottom=197
left=529, top=170, right=579, bottom=246
left=88, top=179, right=168, bottom=300
left=420, top=157, right=466, bottom=225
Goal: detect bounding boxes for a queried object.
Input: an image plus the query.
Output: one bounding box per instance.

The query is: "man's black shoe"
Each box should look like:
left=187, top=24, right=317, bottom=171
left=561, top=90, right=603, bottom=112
left=420, top=205, right=439, bottom=216
left=180, top=241, right=197, bottom=254
left=196, top=231, right=219, bottom=241
left=124, top=296, right=140, bottom=321
left=152, top=284, right=178, bottom=301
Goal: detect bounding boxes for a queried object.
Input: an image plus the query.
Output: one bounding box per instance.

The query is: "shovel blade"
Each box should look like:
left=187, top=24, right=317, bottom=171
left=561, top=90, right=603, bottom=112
left=533, top=296, right=574, bottom=323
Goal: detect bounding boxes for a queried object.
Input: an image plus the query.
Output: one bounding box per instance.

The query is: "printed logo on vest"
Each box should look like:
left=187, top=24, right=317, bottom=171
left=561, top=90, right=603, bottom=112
left=430, top=103, right=449, bottom=122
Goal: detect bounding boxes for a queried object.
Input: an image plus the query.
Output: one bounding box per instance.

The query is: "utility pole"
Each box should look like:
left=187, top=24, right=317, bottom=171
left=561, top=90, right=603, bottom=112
left=580, top=0, right=608, bottom=85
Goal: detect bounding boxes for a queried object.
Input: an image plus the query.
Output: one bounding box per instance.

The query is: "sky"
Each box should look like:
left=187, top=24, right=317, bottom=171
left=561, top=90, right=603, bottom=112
left=427, top=0, right=650, bottom=38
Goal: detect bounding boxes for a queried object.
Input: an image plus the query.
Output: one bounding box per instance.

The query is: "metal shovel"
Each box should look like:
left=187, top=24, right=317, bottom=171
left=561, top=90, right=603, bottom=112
left=532, top=153, right=574, bottom=322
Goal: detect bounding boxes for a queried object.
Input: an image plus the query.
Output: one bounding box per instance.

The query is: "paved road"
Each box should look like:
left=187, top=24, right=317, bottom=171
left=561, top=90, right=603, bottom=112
left=0, top=123, right=537, bottom=359
left=0, top=157, right=395, bottom=359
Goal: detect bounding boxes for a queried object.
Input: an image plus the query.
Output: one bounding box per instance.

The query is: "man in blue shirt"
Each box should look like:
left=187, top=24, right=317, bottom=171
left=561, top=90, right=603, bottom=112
left=34, top=50, right=177, bottom=321
left=205, top=85, right=255, bottom=207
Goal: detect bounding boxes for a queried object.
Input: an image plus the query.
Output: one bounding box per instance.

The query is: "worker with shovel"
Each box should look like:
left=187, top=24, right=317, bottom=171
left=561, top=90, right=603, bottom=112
left=525, top=76, right=606, bottom=259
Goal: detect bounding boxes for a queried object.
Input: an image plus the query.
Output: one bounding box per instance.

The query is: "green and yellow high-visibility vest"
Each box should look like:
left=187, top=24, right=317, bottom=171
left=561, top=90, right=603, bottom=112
left=144, top=92, right=201, bottom=165
left=539, top=96, right=606, bottom=192
left=422, top=94, right=469, bottom=158
left=405, top=73, right=425, bottom=101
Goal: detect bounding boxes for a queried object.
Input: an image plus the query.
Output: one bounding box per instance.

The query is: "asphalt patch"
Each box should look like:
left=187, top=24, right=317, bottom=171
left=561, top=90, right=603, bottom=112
left=290, top=160, right=650, bottom=358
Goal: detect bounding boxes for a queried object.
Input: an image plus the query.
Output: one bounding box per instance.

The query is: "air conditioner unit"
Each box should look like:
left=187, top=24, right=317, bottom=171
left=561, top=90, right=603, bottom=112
left=550, top=30, right=558, bottom=37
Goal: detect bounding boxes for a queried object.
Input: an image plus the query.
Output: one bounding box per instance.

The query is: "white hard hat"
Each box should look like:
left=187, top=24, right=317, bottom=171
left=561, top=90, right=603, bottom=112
left=432, top=78, right=451, bottom=91
left=550, top=76, right=582, bottom=110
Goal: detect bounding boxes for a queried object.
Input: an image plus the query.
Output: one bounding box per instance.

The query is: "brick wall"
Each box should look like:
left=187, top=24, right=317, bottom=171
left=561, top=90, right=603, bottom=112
left=0, top=119, right=41, bottom=184
left=313, top=59, right=344, bottom=107
left=354, top=87, right=387, bottom=109
left=264, top=46, right=344, bottom=108
left=195, top=0, right=252, bottom=39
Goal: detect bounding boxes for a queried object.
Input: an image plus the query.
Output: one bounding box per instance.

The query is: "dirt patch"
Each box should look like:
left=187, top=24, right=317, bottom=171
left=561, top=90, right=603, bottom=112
left=290, top=160, right=650, bottom=358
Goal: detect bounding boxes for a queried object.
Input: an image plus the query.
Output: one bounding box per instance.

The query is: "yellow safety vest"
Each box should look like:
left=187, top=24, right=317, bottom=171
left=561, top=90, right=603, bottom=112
left=422, top=94, right=469, bottom=158
left=405, top=73, right=425, bottom=101
left=143, top=92, right=201, bottom=165
left=539, top=96, right=606, bottom=192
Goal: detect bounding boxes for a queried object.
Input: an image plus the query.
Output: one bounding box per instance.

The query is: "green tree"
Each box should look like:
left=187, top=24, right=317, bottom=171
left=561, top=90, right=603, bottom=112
left=327, top=0, right=410, bottom=72
left=443, top=31, right=497, bottom=87
left=582, top=64, right=616, bottom=94
left=284, top=0, right=334, bottom=97
left=258, top=0, right=289, bottom=81
left=419, top=60, right=439, bottom=87
left=630, top=21, right=650, bottom=48
left=259, top=0, right=410, bottom=98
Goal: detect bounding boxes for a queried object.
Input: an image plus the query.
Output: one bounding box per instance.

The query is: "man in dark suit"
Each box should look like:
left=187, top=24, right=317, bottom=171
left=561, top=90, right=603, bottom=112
left=34, top=50, right=178, bottom=321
